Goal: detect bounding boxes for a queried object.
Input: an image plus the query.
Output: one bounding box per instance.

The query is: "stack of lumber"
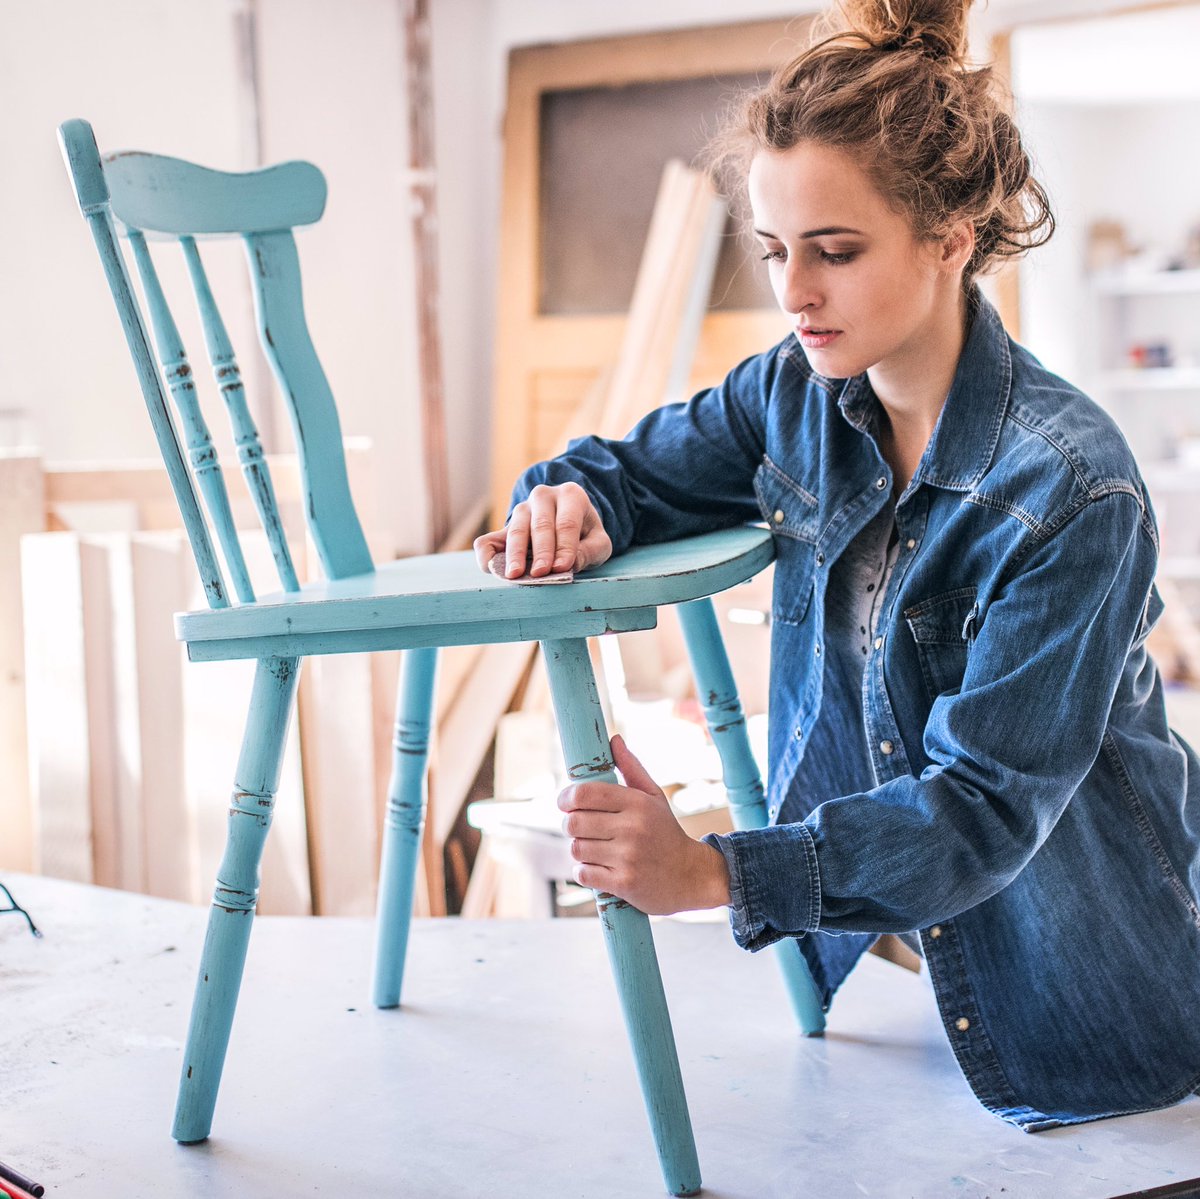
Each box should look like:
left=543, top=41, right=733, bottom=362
left=559, top=160, right=725, bottom=447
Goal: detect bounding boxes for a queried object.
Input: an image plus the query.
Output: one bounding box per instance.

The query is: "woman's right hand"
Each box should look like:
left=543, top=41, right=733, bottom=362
left=474, top=482, right=613, bottom=579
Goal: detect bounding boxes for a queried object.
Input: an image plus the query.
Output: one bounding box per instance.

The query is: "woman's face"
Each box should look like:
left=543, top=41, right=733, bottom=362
left=748, top=140, right=958, bottom=380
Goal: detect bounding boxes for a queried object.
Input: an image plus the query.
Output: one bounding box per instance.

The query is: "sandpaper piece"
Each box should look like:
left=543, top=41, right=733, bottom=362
left=488, top=552, right=575, bottom=585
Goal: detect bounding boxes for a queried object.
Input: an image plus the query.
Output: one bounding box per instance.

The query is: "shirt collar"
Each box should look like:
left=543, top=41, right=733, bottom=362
left=834, top=286, right=1012, bottom=493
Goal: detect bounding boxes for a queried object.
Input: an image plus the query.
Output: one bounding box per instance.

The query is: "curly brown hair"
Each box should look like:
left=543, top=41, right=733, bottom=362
left=706, top=0, right=1054, bottom=288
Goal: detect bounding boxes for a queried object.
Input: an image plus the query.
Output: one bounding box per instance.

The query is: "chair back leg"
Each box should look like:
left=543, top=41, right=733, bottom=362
left=676, top=599, right=827, bottom=1035
left=172, top=655, right=302, bottom=1143
left=373, top=646, right=439, bottom=1008
left=541, top=637, right=702, bottom=1198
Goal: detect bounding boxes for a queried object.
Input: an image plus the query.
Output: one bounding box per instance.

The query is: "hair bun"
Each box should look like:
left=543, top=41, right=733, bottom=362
left=829, top=0, right=973, bottom=66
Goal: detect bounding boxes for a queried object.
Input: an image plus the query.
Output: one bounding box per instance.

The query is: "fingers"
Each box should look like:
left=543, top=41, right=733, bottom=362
left=610, top=734, right=666, bottom=800
left=561, top=809, right=615, bottom=840
left=478, top=484, right=611, bottom=579
left=557, top=781, right=625, bottom=814
left=502, top=502, right=531, bottom=578
left=473, top=528, right=506, bottom=574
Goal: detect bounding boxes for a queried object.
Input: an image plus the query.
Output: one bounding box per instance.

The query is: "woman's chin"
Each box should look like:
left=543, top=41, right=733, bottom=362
left=800, top=345, right=862, bottom=379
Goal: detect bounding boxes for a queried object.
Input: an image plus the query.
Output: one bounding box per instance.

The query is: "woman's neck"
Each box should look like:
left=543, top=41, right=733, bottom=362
left=868, top=285, right=971, bottom=494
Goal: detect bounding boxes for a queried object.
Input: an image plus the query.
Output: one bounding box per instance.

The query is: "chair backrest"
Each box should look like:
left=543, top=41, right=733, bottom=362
left=58, top=118, right=373, bottom=609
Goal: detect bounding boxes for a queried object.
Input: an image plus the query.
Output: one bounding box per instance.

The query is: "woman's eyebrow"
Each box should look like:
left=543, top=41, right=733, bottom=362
left=753, top=226, right=865, bottom=239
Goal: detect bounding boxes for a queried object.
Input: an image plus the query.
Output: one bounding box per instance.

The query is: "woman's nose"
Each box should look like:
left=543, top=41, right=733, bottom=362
left=778, top=261, right=818, bottom=315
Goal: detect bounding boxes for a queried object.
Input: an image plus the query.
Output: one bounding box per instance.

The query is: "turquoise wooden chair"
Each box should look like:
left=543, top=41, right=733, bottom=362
left=57, top=118, right=824, bottom=1197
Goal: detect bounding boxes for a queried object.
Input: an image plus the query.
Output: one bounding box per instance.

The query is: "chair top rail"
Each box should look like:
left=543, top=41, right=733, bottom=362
left=102, top=151, right=326, bottom=239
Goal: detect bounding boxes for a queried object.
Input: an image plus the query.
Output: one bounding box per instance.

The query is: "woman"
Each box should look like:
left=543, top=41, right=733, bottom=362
left=475, top=0, right=1200, bottom=1131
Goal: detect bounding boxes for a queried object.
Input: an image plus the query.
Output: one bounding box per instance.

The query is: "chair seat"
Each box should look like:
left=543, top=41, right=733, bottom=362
left=175, top=526, right=774, bottom=661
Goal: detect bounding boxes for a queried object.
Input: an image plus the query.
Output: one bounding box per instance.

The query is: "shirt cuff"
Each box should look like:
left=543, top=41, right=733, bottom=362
left=702, top=823, right=822, bottom=952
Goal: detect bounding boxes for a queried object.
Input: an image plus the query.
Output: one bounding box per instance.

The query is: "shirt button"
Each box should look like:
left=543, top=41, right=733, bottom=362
left=773, top=509, right=785, bottom=524
left=794, top=727, right=803, bottom=741
left=814, top=644, right=822, bottom=656
left=874, top=636, right=883, bottom=650
left=930, top=925, right=942, bottom=938
left=955, top=1017, right=970, bottom=1032
left=880, top=739, right=894, bottom=755
left=906, top=538, right=916, bottom=549
left=815, top=551, right=825, bottom=565
left=876, top=477, right=888, bottom=490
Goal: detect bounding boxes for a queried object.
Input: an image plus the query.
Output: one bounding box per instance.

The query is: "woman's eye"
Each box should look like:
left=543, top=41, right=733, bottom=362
left=760, top=249, right=785, bottom=262
left=818, top=250, right=857, bottom=265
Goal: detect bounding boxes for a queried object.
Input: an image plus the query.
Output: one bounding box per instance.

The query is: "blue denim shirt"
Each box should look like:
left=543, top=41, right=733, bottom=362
left=513, top=289, right=1200, bottom=1131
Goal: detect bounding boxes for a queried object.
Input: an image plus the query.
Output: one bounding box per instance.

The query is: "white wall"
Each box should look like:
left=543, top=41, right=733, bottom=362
left=0, top=0, right=428, bottom=555
left=0, top=0, right=246, bottom=465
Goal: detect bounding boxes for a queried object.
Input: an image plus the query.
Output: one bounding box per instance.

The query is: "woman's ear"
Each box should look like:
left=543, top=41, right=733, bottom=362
left=940, top=219, right=975, bottom=274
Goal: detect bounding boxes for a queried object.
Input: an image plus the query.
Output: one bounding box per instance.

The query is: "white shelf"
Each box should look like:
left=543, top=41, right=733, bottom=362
left=1093, top=268, right=1200, bottom=296
left=1100, top=368, right=1200, bottom=391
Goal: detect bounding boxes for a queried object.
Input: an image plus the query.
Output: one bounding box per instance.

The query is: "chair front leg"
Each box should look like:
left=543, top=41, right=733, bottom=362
left=541, top=636, right=701, bottom=1199
left=676, top=598, right=826, bottom=1035
left=173, top=655, right=302, bottom=1143
left=373, top=646, right=438, bottom=1008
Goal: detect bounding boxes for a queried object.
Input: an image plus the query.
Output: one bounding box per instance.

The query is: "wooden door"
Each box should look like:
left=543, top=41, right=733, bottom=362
left=489, top=18, right=813, bottom=522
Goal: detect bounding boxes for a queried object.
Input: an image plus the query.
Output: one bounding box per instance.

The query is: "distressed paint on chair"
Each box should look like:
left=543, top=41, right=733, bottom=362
left=173, top=654, right=301, bottom=1141
left=677, top=598, right=827, bottom=1035
left=373, top=645, right=438, bottom=1009
left=58, top=123, right=228, bottom=609
left=542, top=636, right=700, bottom=1197
left=127, top=229, right=257, bottom=603
left=57, top=117, right=819, bottom=1196
left=180, top=235, right=300, bottom=594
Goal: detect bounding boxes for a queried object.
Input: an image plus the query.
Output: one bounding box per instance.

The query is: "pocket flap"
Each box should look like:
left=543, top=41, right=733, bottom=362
left=904, top=586, right=979, bottom=645
left=754, top=457, right=820, bottom=545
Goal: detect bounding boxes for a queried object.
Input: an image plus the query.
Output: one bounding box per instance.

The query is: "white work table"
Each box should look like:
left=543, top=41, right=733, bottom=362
left=1, top=873, right=1197, bottom=1198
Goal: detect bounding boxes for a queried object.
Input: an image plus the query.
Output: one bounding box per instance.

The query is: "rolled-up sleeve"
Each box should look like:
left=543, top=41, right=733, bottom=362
left=704, top=824, right=821, bottom=949
left=707, top=488, right=1159, bottom=950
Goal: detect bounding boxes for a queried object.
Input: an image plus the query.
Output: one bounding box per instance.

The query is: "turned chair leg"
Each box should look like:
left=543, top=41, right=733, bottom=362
left=676, top=599, right=826, bottom=1036
left=541, top=637, right=702, bottom=1198
left=172, top=656, right=302, bottom=1143
left=373, top=646, right=438, bottom=1009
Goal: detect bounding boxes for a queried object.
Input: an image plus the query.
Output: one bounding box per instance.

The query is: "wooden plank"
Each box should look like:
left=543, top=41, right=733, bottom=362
left=130, top=532, right=196, bottom=902
left=20, top=534, right=94, bottom=882
left=429, top=640, right=536, bottom=849
left=299, top=649, right=379, bottom=915
left=459, top=838, right=499, bottom=918
left=91, top=534, right=146, bottom=892
left=404, top=0, right=451, bottom=551
left=438, top=493, right=490, bottom=555
left=599, top=166, right=724, bottom=439
left=0, top=452, right=45, bottom=871
left=42, top=440, right=376, bottom=541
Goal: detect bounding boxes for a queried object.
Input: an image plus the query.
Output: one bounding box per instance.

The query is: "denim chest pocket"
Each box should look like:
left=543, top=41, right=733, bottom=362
left=754, top=458, right=820, bottom=625
left=904, top=586, right=979, bottom=699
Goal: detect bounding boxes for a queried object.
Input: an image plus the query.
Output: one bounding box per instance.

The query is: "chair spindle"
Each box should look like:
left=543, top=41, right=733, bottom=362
left=181, top=237, right=300, bottom=594
left=57, top=119, right=229, bottom=609
left=128, top=230, right=256, bottom=604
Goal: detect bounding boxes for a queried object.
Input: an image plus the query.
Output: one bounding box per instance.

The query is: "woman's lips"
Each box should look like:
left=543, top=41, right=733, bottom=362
left=797, top=328, right=842, bottom=349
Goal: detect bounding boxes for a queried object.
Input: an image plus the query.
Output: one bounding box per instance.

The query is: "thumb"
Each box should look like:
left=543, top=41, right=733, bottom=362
left=611, top=733, right=666, bottom=800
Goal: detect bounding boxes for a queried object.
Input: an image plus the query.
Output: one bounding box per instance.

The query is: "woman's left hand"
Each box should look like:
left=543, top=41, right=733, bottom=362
left=558, top=734, right=732, bottom=915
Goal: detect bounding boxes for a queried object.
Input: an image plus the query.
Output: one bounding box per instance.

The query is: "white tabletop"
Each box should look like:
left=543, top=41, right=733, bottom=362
left=2, top=872, right=1197, bottom=1198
